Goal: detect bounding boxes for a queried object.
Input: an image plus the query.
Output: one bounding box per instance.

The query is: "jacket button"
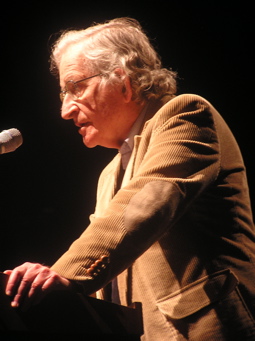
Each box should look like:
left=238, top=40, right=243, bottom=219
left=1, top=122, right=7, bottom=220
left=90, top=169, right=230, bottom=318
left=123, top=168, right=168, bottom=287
left=86, top=255, right=109, bottom=276
left=100, top=255, right=109, bottom=263
left=87, top=268, right=94, bottom=276
left=95, top=259, right=103, bottom=267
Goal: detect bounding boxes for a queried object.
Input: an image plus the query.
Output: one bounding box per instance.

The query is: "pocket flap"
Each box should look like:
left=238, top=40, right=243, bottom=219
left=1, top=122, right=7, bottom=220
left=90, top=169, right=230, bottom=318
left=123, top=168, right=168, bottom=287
left=157, top=269, right=238, bottom=319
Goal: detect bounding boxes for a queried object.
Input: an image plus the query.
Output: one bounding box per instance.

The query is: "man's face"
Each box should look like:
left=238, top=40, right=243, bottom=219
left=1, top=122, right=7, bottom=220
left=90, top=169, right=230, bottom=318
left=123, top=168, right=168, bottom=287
left=59, top=45, right=139, bottom=149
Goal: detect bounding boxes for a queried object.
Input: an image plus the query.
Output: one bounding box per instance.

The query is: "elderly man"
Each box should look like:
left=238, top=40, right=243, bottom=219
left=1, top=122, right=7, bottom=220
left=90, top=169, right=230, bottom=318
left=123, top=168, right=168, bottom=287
left=5, top=18, right=255, bottom=340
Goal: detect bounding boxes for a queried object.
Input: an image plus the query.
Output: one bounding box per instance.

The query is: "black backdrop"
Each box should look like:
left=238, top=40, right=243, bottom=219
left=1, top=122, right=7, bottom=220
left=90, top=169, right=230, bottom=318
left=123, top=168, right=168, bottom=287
left=1, top=1, right=254, bottom=270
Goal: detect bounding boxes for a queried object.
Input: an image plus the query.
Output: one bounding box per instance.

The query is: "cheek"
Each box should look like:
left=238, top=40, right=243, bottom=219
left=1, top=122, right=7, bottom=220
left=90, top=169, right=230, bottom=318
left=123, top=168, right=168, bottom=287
left=95, top=84, right=122, bottom=115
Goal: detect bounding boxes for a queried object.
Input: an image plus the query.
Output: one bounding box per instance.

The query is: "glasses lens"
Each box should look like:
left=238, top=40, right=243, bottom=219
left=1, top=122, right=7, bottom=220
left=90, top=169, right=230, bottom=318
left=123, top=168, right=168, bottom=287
left=60, top=91, right=65, bottom=102
left=59, top=82, right=79, bottom=102
left=66, top=81, right=77, bottom=99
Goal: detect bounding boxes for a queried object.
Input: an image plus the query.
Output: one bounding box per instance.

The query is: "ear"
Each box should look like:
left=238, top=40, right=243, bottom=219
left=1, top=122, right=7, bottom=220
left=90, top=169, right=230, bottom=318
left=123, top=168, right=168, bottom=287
left=114, top=68, right=133, bottom=103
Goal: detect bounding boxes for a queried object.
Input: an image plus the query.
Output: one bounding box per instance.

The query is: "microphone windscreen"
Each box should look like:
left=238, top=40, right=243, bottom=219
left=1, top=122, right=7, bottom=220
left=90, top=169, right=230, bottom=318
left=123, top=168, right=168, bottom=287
left=0, top=128, right=23, bottom=154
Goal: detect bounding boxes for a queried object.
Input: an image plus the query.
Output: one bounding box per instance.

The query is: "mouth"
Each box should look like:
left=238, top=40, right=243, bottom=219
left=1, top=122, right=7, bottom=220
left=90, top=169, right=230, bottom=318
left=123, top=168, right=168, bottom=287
left=78, top=123, right=91, bottom=135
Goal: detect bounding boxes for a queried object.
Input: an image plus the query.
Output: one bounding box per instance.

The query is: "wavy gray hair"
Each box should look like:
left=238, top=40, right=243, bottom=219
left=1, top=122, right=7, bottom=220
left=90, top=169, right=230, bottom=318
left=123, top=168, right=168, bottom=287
left=50, top=18, right=177, bottom=102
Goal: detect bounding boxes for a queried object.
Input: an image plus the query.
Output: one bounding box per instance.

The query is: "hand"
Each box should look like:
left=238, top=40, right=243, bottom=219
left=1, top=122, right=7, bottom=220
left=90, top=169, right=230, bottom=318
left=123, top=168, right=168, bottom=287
left=4, top=262, right=72, bottom=310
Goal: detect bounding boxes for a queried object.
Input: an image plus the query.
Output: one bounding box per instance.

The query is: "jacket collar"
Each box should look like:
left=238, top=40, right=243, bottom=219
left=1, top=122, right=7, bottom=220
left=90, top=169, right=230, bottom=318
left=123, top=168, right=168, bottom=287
left=140, top=95, right=173, bottom=134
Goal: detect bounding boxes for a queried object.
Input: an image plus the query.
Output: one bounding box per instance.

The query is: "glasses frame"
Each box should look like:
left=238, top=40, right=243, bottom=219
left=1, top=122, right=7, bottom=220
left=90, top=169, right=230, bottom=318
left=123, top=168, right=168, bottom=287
left=60, top=73, right=102, bottom=102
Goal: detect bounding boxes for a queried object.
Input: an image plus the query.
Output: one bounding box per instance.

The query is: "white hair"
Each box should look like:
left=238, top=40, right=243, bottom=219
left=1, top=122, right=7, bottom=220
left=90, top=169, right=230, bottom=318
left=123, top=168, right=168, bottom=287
left=50, top=17, right=177, bottom=102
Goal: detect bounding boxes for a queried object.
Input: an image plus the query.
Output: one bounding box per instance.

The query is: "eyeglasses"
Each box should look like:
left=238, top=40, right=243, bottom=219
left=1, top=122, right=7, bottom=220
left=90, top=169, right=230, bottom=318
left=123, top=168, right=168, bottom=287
left=60, top=73, right=102, bottom=102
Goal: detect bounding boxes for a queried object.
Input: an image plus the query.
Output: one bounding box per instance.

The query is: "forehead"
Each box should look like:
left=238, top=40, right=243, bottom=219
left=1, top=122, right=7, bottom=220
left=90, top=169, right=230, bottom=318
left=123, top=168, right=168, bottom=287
left=59, top=44, right=87, bottom=84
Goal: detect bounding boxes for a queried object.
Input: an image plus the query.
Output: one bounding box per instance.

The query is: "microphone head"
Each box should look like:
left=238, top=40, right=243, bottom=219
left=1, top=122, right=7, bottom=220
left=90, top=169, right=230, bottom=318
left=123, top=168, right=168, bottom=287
left=0, top=128, right=23, bottom=154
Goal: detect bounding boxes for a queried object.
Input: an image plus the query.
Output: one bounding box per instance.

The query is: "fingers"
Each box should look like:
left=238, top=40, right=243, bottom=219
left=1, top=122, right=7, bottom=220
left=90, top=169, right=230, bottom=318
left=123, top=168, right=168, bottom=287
left=5, top=262, right=45, bottom=308
left=41, top=273, right=71, bottom=291
left=5, top=266, right=26, bottom=298
left=29, top=271, right=71, bottom=310
left=4, top=262, right=71, bottom=310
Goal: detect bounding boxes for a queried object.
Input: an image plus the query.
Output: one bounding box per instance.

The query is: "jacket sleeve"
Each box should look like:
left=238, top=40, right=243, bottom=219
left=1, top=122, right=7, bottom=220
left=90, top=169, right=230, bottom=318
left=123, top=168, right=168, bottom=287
left=51, top=94, right=221, bottom=294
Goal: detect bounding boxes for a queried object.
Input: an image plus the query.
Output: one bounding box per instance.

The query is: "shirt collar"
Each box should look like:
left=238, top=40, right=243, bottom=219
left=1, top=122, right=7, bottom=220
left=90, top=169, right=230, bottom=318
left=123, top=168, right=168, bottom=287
left=119, top=104, right=147, bottom=169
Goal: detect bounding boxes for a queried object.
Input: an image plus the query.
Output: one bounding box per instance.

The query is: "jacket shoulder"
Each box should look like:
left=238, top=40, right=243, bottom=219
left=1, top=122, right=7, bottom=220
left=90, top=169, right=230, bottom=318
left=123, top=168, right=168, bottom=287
left=143, top=94, right=216, bottom=131
left=160, top=93, right=214, bottom=116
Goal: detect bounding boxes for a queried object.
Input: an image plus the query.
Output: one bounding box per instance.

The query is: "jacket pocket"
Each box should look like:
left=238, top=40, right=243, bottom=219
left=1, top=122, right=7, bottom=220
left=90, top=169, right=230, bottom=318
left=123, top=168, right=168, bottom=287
left=156, top=268, right=238, bottom=319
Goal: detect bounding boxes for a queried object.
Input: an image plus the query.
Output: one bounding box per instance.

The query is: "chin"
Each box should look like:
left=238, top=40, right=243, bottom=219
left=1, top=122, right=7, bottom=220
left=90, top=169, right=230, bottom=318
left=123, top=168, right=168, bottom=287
left=82, top=137, right=96, bottom=148
left=83, top=141, right=97, bottom=148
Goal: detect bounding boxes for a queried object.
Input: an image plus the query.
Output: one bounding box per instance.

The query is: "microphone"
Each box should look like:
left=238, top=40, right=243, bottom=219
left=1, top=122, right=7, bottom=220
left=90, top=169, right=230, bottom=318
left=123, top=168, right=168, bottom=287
left=0, top=128, right=23, bottom=154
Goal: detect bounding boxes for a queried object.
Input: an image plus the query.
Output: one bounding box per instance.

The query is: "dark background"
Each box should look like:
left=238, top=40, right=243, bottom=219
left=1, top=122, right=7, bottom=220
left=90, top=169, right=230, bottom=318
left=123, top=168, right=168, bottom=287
left=1, top=1, right=254, bottom=270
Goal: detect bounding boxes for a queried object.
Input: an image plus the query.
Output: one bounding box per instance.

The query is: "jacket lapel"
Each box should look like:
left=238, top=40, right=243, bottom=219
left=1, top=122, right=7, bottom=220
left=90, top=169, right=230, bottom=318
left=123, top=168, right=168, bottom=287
left=121, top=135, right=141, bottom=188
left=100, top=95, right=173, bottom=304
left=94, top=152, right=122, bottom=217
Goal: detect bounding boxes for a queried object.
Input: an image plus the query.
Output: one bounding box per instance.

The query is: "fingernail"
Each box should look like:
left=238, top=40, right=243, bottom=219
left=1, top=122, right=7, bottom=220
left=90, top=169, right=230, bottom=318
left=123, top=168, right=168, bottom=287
left=11, top=301, right=19, bottom=308
left=6, top=291, right=11, bottom=296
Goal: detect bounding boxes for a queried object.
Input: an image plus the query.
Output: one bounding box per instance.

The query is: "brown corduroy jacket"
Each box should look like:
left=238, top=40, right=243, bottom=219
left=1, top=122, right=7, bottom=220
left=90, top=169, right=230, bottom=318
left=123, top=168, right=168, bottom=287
left=52, top=94, right=255, bottom=340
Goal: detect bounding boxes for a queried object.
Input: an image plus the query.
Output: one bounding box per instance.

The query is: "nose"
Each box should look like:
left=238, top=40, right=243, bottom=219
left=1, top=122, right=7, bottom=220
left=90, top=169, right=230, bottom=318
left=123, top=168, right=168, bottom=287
left=61, top=96, right=79, bottom=121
